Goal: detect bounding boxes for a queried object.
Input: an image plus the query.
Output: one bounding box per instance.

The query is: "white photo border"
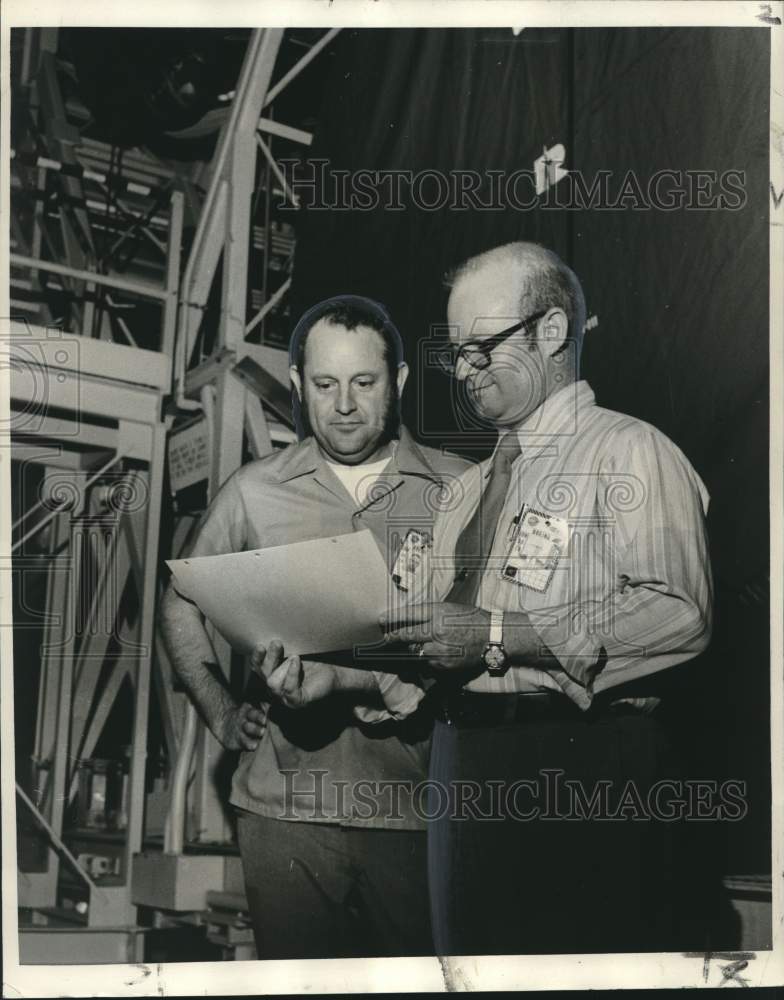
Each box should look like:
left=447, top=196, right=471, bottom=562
left=1, top=1, right=782, bottom=994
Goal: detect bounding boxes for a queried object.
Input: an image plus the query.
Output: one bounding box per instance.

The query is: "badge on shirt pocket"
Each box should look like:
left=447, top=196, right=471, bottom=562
left=501, top=505, right=569, bottom=593
left=392, top=528, right=432, bottom=592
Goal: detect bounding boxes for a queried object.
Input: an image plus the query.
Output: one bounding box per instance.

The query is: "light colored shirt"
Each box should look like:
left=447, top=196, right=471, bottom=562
left=179, top=428, right=470, bottom=828
left=371, top=380, right=713, bottom=716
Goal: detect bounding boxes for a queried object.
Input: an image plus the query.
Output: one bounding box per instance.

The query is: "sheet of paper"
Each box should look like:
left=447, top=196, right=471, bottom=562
left=166, top=529, right=392, bottom=657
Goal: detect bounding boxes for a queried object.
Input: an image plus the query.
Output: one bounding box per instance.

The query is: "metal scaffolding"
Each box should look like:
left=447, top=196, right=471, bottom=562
left=8, top=26, right=339, bottom=962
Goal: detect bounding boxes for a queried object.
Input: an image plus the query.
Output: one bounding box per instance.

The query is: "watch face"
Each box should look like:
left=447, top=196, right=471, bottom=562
left=483, top=644, right=507, bottom=671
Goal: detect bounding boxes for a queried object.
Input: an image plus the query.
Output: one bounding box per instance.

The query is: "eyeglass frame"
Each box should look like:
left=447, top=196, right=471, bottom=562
left=437, top=309, right=550, bottom=377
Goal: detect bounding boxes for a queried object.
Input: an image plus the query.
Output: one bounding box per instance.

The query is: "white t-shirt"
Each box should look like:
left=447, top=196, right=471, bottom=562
left=326, top=456, right=391, bottom=506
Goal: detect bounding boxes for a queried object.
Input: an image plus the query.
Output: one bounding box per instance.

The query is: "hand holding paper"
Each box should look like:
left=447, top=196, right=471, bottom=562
left=167, top=529, right=394, bottom=657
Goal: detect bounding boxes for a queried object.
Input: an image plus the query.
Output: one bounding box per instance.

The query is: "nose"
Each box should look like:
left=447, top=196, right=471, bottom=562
left=335, top=383, right=356, bottom=414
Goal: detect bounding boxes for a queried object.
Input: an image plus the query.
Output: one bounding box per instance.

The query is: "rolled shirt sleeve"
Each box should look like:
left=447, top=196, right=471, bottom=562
left=167, top=471, right=249, bottom=618
left=172, top=472, right=248, bottom=565
left=522, top=426, right=712, bottom=707
left=353, top=671, right=427, bottom=723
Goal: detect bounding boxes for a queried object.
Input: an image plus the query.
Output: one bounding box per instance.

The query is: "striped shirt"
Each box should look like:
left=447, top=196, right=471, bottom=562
left=372, top=380, right=713, bottom=715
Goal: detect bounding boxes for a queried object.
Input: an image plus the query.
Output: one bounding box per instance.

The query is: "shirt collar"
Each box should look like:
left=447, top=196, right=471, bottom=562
left=485, top=380, right=595, bottom=473
left=520, top=379, right=594, bottom=438
left=390, top=427, right=446, bottom=483
left=273, top=426, right=443, bottom=485
left=273, top=436, right=321, bottom=484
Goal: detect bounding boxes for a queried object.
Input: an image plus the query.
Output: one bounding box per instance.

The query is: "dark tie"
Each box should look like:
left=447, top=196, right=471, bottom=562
left=446, top=431, right=522, bottom=606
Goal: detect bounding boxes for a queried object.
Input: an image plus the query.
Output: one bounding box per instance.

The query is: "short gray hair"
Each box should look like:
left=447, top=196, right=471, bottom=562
left=446, top=242, right=587, bottom=359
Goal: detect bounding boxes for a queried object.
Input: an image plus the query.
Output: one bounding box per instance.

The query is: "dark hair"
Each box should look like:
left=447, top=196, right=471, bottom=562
left=288, top=295, right=406, bottom=441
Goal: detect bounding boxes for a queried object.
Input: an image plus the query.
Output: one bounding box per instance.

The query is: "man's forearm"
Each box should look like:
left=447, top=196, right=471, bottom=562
left=330, top=663, right=382, bottom=695
left=502, top=611, right=560, bottom=669
left=306, top=649, right=385, bottom=697
left=160, top=584, right=238, bottom=738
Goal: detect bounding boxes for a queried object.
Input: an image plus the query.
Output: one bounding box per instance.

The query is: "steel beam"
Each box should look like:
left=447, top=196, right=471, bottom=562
left=12, top=414, right=155, bottom=465
left=123, top=423, right=167, bottom=914
left=11, top=366, right=159, bottom=425
left=262, top=29, right=341, bottom=108
left=16, top=783, right=98, bottom=892
left=179, top=30, right=283, bottom=375
left=182, top=347, right=236, bottom=399
left=71, top=662, right=133, bottom=803
left=11, top=453, right=122, bottom=554
left=68, top=524, right=131, bottom=772
left=220, top=31, right=284, bottom=353
left=255, top=135, right=299, bottom=206
left=161, top=190, right=184, bottom=363
left=45, top=497, right=83, bottom=886
left=19, top=926, right=146, bottom=965
left=22, top=509, right=71, bottom=907
left=180, top=180, right=227, bottom=376
left=12, top=413, right=114, bottom=450
left=258, top=117, right=313, bottom=146
left=10, top=444, right=105, bottom=471
left=244, top=392, right=273, bottom=460
left=232, top=355, right=293, bottom=428
left=244, top=276, right=291, bottom=337
left=37, top=50, right=95, bottom=255
left=10, top=253, right=168, bottom=301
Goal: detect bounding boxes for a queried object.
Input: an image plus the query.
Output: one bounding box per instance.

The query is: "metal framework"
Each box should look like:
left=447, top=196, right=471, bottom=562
left=11, top=320, right=170, bottom=928
left=8, top=26, right=339, bottom=959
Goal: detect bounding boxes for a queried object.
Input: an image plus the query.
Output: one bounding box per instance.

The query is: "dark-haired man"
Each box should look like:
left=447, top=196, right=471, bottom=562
left=161, top=296, right=469, bottom=960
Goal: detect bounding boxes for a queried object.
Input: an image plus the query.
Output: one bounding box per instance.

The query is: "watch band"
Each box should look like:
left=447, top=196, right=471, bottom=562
left=488, top=609, right=504, bottom=645
left=483, top=610, right=509, bottom=675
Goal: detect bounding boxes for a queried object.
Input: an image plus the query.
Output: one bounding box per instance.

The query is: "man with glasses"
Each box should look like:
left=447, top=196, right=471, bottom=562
left=269, top=242, right=712, bottom=955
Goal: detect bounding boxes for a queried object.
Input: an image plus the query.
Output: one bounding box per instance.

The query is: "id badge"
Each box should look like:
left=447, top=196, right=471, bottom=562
left=501, top=505, right=569, bottom=593
left=392, top=528, right=431, bottom=592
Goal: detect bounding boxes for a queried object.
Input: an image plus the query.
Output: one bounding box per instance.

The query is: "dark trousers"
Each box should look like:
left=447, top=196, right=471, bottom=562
left=236, top=811, right=433, bottom=959
left=427, top=709, right=683, bottom=955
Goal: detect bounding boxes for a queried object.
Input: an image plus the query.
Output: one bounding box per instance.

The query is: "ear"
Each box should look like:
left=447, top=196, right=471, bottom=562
left=396, top=362, right=410, bottom=397
left=290, top=365, right=303, bottom=401
left=539, top=308, right=568, bottom=358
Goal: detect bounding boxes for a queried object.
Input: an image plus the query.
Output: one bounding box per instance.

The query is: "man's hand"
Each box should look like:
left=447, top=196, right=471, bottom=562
left=381, top=602, right=490, bottom=674
left=216, top=702, right=267, bottom=751
left=250, top=639, right=341, bottom=709
left=250, top=639, right=285, bottom=683
left=250, top=639, right=382, bottom=708
left=266, top=656, right=340, bottom=709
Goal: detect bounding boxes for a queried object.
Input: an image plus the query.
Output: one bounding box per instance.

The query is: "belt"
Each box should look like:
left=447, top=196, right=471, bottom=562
left=434, top=689, right=647, bottom=728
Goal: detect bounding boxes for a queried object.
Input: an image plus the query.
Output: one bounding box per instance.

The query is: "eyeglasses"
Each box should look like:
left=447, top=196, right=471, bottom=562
left=433, top=310, right=548, bottom=378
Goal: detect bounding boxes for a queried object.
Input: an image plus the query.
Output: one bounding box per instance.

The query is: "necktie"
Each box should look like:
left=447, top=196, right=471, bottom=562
left=445, top=431, right=521, bottom=606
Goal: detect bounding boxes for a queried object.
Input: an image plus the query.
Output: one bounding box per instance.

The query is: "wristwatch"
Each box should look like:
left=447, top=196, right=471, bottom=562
left=482, top=610, right=509, bottom=675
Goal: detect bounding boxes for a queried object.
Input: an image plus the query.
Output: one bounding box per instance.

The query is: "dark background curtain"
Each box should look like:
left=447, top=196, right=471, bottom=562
left=289, top=27, right=770, bottom=898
